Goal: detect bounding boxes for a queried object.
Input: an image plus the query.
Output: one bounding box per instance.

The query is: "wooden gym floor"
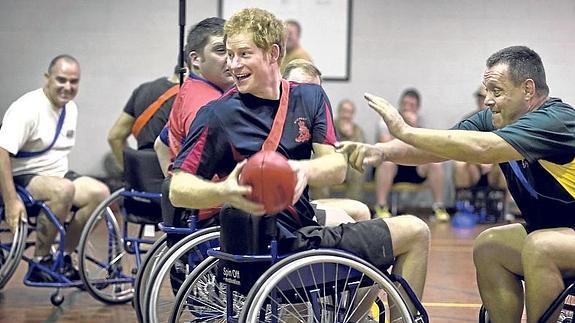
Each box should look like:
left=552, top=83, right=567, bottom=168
left=0, top=219, right=518, bottom=323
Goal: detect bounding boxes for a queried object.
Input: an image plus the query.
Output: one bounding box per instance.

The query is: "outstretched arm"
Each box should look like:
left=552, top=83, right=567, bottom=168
left=337, top=139, right=446, bottom=172
left=365, top=93, right=522, bottom=164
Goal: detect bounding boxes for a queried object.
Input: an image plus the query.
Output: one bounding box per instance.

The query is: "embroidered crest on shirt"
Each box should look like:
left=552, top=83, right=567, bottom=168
left=294, top=117, right=311, bottom=143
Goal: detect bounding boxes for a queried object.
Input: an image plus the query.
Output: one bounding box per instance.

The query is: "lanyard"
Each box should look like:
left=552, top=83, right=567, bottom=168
left=15, top=106, right=66, bottom=158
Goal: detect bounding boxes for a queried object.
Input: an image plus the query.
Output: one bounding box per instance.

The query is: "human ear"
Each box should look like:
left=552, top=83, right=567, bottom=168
left=269, top=44, right=280, bottom=63
left=524, top=79, right=535, bottom=100
left=190, top=51, right=201, bottom=70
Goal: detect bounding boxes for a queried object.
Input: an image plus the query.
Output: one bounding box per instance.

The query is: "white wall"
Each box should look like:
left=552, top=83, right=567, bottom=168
left=1, top=0, right=574, bottom=176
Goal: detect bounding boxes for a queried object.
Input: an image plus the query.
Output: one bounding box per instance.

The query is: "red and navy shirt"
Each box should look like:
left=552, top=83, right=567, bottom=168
left=173, top=81, right=337, bottom=231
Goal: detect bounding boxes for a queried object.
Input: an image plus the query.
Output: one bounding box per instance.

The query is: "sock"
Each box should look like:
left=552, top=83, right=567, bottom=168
left=432, top=202, right=444, bottom=210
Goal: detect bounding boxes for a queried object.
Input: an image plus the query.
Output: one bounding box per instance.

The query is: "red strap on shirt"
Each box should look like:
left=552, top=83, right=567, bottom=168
left=261, top=79, right=290, bottom=151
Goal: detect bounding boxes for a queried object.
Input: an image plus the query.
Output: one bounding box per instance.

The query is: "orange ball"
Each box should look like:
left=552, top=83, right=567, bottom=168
left=239, top=150, right=297, bottom=214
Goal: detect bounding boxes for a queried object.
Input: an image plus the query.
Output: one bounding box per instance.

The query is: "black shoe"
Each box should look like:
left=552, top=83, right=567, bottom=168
left=59, top=254, right=81, bottom=281
left=28, top=256, right=56, bottom=283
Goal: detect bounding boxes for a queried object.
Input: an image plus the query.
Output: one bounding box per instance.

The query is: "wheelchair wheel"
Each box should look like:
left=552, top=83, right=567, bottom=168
left=133, top=233, right=168, bottom=322
left=170, top=257, right=245, bottom=322
left=78, top=188, right=140, bottom=304
left=0, top=216, right=27, bottom=290
left=143, top=227, right=220, bottom=323
left=240, top=249, right=416, bottom=323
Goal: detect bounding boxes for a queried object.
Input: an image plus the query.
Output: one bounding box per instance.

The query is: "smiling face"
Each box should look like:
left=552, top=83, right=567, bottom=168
left=226, top=32, right=280, bottom=98
left=43, top=59, right=80, bottom=108
left=192, top=35, right=234, bottom=90
left=483, top=63, right=530, bottom=129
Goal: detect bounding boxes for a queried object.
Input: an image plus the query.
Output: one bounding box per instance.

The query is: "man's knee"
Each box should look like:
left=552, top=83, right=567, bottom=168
left=89, top=181, right=110, bottom=203
left=78, top=178, right=110, bottom=205
left=387, top=215, right=430, bottom=255
left=403, top=215, right=431, bottom=244
left=473, top=228, right=503, bottom=266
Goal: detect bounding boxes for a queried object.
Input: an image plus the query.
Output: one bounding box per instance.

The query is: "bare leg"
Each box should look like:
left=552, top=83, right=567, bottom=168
left=418, top=163, right=445, bottom=205
left=313, top=198, right=371, bottom=223
left=487, top=164, right=507, bottom=190
left=375, top=161, right=397, bottom=207
left=386, top=215, right=430, bottom=297
left=26, top=176, right=75, bottom=257
left=345, top=166, right=365, bottom=202
left=473, top=223, right=527, bottom=323
left=453, top=161, right=480, bottom=188
left=522, top=228, right=575, bottom=323
left=347, top=215, right=429, bottom=322
left=66, top=176, right=109, bottom=253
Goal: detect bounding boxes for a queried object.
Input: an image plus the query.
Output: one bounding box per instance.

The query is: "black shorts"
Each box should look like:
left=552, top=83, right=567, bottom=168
left=279, top=218, right=395, bottom=271
left=311, top=203, right=327, bottom=226
left=13, top=170, right=82, bottom=188
left=394, top=165, right=426, bottom=184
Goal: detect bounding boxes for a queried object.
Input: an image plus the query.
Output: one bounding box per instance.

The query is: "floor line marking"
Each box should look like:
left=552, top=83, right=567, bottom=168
left=422, top=302, right=482, bottom=308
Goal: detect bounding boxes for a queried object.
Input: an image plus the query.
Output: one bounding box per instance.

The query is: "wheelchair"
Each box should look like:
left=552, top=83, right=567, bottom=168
left=479, top=280, right=575, bottom=323
left=168, top=208, right=429, bottom=323
left=0, top=185, right=84, bottom=306
left=124, top=164, right=222, bottom=322
left=140, top=217, right=220, bottom=323
left=77, top=147, right=165, bottom=304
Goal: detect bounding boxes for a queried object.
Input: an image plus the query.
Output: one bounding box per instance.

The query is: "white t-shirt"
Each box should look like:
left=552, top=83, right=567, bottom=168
left=376, top=115, right=425, bottom=141
left=0, top=88, right=78, bottom=177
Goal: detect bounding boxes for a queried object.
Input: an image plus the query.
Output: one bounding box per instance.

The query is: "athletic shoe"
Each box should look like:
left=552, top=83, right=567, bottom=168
left=27, top=256, right=56, bottom=283
left=60, top=254, right=81, bottom=281
left=433, top=207, right=450, bottom=222
left=374, top=205, right=392, bottom=218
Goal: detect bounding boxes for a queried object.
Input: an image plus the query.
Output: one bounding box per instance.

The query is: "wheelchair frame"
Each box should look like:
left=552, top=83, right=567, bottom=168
left=1, top=185, right=84, bottom=305
left=169, top=232, right=429, bottom=323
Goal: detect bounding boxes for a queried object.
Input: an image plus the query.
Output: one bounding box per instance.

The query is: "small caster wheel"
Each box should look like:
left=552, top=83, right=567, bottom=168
left=50, top=292, right=64, bottom=306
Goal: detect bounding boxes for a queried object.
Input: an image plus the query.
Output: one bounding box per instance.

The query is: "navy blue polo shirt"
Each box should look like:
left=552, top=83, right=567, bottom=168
left=173, top=81, right=337, bottom=231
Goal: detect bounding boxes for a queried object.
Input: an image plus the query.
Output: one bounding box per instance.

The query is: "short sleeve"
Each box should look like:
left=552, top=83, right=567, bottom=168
left=172, top=107, right=230, bottom=179
left=0, top=101, right=36, bottom=155
left=494, top=106, right=575, bottom=162
left=450, top=109, right=494, bottom=132
left=122, top=87, right=139, bottom=117
left=310, top=87, right=337, bottom=146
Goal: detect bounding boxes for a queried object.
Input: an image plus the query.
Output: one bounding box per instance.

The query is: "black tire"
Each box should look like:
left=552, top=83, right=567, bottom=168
left=142, top=227, right=220, bottom=323
left=0, top=215, right=27, bottom=290
left=79, top=189, right=158, bottom=304
left=133, top=234, right=168, bottom=322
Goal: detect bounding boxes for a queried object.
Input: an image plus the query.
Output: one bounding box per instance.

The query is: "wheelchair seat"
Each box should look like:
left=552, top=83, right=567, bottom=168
left=122, top=147, right=164, bottom=224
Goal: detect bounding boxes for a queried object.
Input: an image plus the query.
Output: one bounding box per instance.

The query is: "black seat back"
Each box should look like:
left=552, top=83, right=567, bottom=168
left=122, top=147, right=164, bottom=223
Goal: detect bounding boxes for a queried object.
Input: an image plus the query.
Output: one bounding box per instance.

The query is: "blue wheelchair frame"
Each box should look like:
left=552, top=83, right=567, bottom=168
left=0, top=185, right=82, bottom=305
